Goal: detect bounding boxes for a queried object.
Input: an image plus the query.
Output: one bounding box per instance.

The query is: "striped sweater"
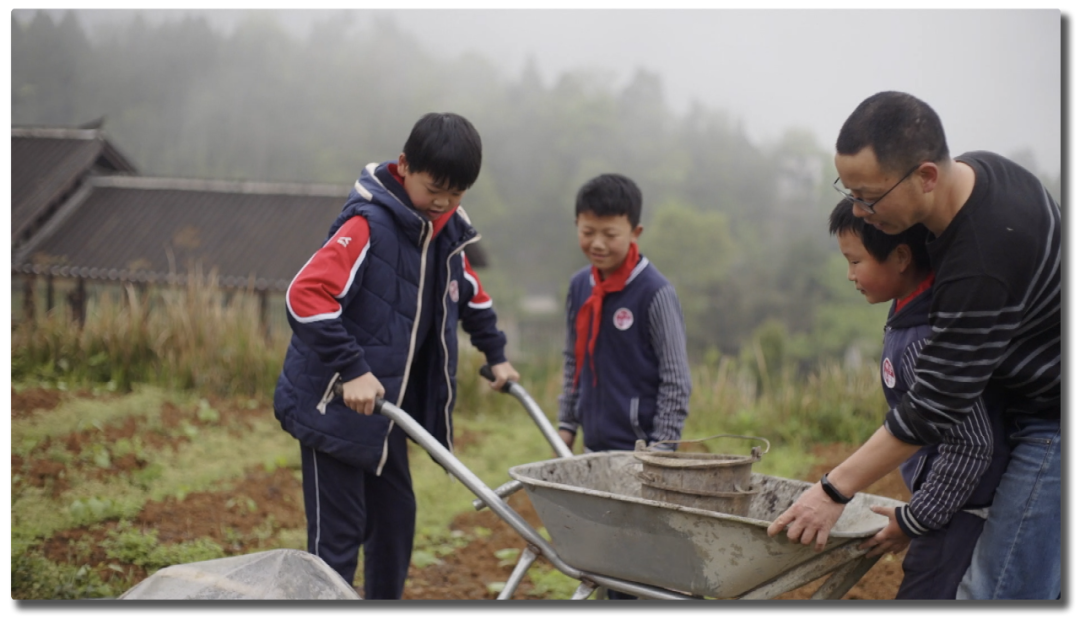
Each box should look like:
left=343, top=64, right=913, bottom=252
left=882, top=282, right=1009, bottom=538
left=884, top=151, right=1061, bottom=447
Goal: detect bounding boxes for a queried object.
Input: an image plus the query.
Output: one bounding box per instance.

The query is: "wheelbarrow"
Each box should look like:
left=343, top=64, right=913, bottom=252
left=391, top=367, right=903, bottom=600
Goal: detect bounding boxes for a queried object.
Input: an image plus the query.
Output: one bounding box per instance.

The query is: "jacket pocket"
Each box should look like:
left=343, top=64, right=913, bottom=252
left=629, top=397, right=649, bottom=441
left=315, top=372, right=341, bottom=415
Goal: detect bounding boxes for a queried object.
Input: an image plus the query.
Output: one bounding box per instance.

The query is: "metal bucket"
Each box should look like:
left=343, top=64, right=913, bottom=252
left=636, top=471, right=759, bottom=516
left=632, top=434, right=769, bottom=515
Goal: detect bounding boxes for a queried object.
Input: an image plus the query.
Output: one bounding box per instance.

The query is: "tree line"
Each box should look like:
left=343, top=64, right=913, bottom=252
left=13, top=10, right=1057, bottom=370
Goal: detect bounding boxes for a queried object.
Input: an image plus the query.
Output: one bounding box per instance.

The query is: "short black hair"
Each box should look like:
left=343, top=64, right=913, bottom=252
left=401, top=112, right=482, bottom=191
left=829, top=200, right=932, bottom=273
left=836, top=91, right=950, bottom=175
left=575, top=173, right=643, bottom=227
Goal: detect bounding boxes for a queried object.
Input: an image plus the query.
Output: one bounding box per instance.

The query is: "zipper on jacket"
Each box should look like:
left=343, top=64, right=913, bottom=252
left=439, top=234, right=483, bottom=453
left=378, top=218, right=433, bottom=476
left=315, top=372, right=341, bottom=415
left=629, top=397, right=649, bottom=441
left=397, top=218, right=433, bottom=408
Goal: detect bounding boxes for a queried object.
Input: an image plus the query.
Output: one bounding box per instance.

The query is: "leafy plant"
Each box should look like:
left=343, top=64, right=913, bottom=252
left=68, top=496, right=118, bottom=525
left=526, top=564, right=581, bottom=598
left=102, top=524, right=225, bottom=573
left=494, top=547, right=520, bottom=567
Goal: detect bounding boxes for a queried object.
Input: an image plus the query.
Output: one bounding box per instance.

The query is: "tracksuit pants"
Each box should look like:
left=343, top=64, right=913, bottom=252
left=300, top=424, right=415, bottom=599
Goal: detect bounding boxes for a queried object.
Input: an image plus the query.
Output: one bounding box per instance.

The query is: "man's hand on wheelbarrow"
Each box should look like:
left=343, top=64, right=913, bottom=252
left=859, top=506, right=910, bottom=557
left=341, top=372, right=385, bottom=416
left=766, top=482, right=845, bottom=552
left=484, top=361, right=520, bottom=391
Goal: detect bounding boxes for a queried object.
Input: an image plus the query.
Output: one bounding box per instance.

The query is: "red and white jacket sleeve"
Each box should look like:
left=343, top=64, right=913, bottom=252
left=285, top=215, right=374, bottom=381
left=458, top=252, right=507, bottom=365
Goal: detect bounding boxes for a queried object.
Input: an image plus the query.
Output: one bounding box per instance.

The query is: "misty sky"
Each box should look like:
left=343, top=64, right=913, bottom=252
left=14, top=7, right=1062, bottom=177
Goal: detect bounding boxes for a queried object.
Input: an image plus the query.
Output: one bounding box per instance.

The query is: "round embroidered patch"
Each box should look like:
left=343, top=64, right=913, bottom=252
left=613, top=308, right=634, bottom=331
left=882, top=357, right=896, bottom=389
left=448, top=280, right=460, bottom=303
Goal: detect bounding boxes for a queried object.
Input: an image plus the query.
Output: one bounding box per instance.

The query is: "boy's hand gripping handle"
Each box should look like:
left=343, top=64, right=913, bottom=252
left=331, top=380, right=387, bottom=416
left=479, top=363, right=513, bottom=393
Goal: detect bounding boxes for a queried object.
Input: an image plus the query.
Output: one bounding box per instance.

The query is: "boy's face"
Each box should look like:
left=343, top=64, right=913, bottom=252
left=576, top=211, right=643, bottom=280
left=836, top=230, right=912, bottom=304
left=398, top=154, right=465, bottom=222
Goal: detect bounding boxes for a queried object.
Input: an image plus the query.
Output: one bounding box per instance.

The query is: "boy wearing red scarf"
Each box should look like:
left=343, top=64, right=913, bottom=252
left=556, top=173, right=692, bottom=458
left=557, top=174, right=692, bottom=600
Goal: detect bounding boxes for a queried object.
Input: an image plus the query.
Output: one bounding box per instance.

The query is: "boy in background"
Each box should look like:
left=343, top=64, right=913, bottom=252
left=557, top=173, right=692, bottom=600
left=828, top=201, right=1008, bottom=599
left=274, top=112, right=519, bottom=599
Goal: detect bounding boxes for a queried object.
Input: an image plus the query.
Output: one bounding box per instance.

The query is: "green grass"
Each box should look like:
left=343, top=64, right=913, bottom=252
left=11, top=280, right=888, bottom=599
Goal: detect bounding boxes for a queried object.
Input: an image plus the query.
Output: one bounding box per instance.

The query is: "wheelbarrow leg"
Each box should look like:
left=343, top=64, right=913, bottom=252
left=809, top=553, right=882, bottom=600
left=498, top=545, right=539, bottom=600
left=572, top=580, right=598, bottom=600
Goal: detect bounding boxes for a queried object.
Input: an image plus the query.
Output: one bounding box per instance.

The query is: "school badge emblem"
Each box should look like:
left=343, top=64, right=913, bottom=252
left=613, top=308, right=634, bottom=331
left=448, top=280, right=459, bottom=303
left=882, top=357, right=896, bottom=388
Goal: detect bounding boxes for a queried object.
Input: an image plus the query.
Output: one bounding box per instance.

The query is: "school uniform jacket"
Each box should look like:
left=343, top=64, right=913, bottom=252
left=882, top=284, right=1010, bottom=538
left=274, top=161, right=507, bottom=474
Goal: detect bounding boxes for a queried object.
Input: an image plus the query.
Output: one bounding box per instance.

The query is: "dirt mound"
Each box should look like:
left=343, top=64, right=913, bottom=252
left=11, top=387, right=63, bottom=418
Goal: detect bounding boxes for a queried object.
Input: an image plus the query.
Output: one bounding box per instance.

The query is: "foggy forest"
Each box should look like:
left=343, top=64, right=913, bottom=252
left=11, top=9, right=1063, bottom=369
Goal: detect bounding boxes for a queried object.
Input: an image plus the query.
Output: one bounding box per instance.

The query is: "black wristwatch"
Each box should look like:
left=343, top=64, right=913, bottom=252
left=820, top=473, right=854, bottom=504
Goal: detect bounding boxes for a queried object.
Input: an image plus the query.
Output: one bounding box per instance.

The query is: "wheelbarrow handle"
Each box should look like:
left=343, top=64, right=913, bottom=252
left=471, top=365, right=573, bottom=512
left=480, top=365, right=573, bottom=459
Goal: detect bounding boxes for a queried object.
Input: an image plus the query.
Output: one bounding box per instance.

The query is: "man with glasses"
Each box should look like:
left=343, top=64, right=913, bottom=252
left=767, top=91, right=1060, bottom=600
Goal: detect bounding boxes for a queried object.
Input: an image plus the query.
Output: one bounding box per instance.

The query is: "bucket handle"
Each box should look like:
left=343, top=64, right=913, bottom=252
left=641, top=433, right=771, bottom=458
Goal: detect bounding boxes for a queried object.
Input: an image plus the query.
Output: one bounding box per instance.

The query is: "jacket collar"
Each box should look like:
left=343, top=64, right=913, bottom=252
left=887, top=279, right=933, bottom=330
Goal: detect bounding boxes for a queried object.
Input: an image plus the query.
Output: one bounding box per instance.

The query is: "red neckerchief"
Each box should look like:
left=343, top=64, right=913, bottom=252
left=573, top=243, right=640, bottom=388
left=895, top=272, right=935, bottom=313
left=388, top=162, right=455, bottom=236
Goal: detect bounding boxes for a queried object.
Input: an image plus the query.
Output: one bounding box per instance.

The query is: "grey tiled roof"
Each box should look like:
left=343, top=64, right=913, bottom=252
left=14, top=176, right=489, bottom=291
left=14, top=176, right=351, bottom=291
left=11, top=127, right=136, bottom=245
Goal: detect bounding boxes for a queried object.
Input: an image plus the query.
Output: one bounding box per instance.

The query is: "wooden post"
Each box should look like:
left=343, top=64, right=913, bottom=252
left=22, top=273, right=36, bottom=323
left=45, top=273, right=55, bottom=313
left=68, top=277, right=87, bottom=328
left=134, top=281, right=149, bottom=321
left=258, top=289, right=270, bottom=342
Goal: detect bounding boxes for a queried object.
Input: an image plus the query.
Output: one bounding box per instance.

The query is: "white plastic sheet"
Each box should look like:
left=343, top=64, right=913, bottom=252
left=118, top=548, right=362, bottom=600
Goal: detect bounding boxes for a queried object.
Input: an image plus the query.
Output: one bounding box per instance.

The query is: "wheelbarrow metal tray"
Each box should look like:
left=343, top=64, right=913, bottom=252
left=509, top=452, right=905, bottom=599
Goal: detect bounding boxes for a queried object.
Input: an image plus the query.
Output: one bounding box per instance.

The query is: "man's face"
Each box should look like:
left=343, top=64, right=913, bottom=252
left=398, top=155, right=465, bottom=222
left=575, top=211, right=642, bottom=280
left=834, top=147, right=926, bottom=235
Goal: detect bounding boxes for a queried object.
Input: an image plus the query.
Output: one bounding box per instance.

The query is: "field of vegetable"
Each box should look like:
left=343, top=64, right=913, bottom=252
left=10, top=280, right=910, bottom=600
left=11, top=377, right=910, bottom=600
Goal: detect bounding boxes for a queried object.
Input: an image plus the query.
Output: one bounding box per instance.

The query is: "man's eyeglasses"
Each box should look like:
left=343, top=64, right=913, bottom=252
left=833, top=163, right=921, bottom=215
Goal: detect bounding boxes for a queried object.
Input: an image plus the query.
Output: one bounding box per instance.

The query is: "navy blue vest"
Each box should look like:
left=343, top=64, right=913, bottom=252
left=274, top=162, right=482, bottom=472
left=567, top=257, right=669, bottom=451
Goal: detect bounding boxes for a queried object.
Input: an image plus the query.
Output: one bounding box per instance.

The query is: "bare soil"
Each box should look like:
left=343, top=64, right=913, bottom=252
left=15, top=390, right=911, bottom=600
